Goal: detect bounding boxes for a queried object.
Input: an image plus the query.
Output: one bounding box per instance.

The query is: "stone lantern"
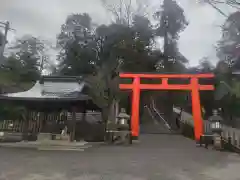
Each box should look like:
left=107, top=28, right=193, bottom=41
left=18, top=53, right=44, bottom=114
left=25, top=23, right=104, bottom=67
left=116, top=108, right=131, bottom=144
left=210, top=109, right=223, bottom=134
left=209, top=109, right=223, bottom=150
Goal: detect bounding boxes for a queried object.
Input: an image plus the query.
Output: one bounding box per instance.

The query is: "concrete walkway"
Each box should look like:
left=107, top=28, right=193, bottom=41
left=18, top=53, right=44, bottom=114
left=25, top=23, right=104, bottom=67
left=0, top=134, right=239, bottom=180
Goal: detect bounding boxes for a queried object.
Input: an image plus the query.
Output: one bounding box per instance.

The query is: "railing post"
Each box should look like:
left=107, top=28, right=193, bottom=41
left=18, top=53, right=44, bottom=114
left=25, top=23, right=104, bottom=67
left=131, top=77, right=140, bottom=137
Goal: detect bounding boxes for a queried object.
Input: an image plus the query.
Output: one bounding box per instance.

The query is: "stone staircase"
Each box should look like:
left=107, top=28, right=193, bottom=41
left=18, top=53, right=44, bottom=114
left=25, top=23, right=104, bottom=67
left=140, top=106, right=172, bottom=134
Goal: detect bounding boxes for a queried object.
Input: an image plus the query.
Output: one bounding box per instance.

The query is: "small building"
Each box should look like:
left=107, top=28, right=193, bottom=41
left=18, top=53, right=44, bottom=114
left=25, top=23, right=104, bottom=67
left=0, top=76, right=103, bottom=142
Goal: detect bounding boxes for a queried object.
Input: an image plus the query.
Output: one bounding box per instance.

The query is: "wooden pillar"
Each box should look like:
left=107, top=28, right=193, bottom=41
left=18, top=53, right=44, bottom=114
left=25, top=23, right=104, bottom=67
left=80, top=102, right=87, bottom=141
left=82, top=102, right=87, bottom=122
left=131, top=77, right=140, bottom=137
left=39, top=112, right=44, bottom=133
left=22, top=111, right=29, bottom=141
left=191, top=78, right=203, bottom=142
left=70, top=107, right=76, bottom=142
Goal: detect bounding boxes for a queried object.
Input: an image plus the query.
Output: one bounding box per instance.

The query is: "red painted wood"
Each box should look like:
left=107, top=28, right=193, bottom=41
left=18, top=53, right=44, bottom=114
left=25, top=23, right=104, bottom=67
left=131, top=77, right=140, bottom=137
left=120, top=73, right=214, bottom=79
left=119, top=84, right=133, bottom=89
left=120, top=84, right=214, bottom=91
left=119, top=73, right=215, bottom=140
left=191, top=78, right=203, bottom=141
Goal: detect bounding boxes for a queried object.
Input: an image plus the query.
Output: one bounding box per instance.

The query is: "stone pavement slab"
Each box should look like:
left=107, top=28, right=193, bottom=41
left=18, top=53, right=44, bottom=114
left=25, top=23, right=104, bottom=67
left=0, top=134, right=239, bottom=180
left=0, top=140, right=90, bottom=151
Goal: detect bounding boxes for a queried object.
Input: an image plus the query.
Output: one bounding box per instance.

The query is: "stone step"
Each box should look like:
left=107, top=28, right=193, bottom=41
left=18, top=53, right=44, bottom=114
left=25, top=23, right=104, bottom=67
left=39, top=143, right=88, bottom=147
left=38, top=144, right=92, bottom=149
left=0, top=141, right=93, bottom=151
left=140, top=124, right=172, bottom=134
left=37, top=144, right=93, bottom=151
left=38, top=147, right=85, bottom=151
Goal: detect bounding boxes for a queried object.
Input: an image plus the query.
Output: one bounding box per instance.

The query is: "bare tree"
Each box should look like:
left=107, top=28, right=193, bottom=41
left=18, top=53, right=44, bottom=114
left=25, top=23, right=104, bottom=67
left=101, top=0, right=151, bottom=26
left=198, top=0, right=240, bottom=17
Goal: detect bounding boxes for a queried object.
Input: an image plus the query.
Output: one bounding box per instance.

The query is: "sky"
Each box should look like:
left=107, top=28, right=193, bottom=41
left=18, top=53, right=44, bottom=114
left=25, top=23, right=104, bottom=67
left=0, top=0, right=236, bottom=67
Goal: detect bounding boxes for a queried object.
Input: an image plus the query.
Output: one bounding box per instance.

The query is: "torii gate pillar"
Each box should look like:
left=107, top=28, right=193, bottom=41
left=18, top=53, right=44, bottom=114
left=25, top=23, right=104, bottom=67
left=119, top=73, right=214, bottom=142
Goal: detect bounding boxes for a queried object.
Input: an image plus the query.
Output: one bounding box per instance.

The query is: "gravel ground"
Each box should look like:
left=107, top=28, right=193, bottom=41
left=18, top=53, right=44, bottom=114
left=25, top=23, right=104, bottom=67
left=0, top=134, right=239, bottom=180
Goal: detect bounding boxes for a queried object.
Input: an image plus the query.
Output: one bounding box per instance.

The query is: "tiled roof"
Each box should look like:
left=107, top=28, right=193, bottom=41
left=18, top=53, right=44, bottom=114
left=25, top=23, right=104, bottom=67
left=0, top=76, right=91, bottom=101
left=42, top=81, right=85, bottom=98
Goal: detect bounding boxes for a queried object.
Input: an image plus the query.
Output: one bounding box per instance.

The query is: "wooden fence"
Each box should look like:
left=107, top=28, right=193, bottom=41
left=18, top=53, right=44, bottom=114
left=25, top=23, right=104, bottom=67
left=0, top=111, right=102, bottom=134
left=0, top=111, right=43, bottom=133
left=173, top=107, right=240, bottom=150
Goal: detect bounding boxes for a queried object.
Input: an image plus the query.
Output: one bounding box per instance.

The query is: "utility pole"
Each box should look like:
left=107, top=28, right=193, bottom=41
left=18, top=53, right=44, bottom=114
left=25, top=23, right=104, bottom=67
left=0, top=21, right=14, bottom=62
left=163, top=13, right=169, bottom=67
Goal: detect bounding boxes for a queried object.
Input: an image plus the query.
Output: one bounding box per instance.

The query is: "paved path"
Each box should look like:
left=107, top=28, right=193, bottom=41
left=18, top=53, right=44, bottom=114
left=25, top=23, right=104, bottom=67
left=0, top=134, right=239, bottom=180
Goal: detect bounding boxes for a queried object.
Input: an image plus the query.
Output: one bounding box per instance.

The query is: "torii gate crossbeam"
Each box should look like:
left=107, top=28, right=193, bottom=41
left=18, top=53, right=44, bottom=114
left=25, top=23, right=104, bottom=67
left=119, top=73, right=214, bottom=142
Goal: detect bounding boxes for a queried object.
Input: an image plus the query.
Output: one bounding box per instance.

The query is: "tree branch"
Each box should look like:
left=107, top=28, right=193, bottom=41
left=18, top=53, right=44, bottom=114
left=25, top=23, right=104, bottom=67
left=206, top=0, right=228, bottom=17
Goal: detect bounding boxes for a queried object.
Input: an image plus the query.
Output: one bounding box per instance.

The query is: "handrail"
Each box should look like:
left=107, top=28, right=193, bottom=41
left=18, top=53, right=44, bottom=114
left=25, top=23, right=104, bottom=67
left=151, top=98, right=171, bottom=130
left=173, top=107, right=240, bottom=150
left=144, top=105, right=159, bottom=125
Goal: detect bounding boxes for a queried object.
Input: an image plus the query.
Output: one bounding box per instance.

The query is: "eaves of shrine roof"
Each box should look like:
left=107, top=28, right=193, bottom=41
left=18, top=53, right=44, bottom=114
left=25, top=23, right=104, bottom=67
left=0, top=76, right=91, bottom=102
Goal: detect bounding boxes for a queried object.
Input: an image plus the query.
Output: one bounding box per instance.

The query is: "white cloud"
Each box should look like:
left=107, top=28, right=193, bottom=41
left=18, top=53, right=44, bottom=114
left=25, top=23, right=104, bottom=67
left=178, top=0, right=236, bottom=66
left=0, top=0, right=109, bottom=41
left=0, top=0, right=237, bottom=66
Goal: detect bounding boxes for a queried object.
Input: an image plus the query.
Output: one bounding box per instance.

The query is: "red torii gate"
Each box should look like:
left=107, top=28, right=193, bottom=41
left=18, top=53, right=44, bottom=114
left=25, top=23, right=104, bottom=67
left=119, top=73, right=214, bottom=141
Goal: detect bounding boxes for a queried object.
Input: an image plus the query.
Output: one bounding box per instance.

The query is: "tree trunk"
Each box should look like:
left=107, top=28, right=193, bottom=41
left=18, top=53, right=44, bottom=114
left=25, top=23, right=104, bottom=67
left=101, top=99, right=116, bottom=135
left=101, top=107, right=109, bottom=124
left=162, top=12, right=178, bottom=130
left=115, top=100, right=119, bottom=123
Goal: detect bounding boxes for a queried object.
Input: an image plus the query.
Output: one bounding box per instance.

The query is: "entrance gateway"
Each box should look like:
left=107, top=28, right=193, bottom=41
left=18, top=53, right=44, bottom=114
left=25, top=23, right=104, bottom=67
left=119, top=73, right=214, bottom=142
